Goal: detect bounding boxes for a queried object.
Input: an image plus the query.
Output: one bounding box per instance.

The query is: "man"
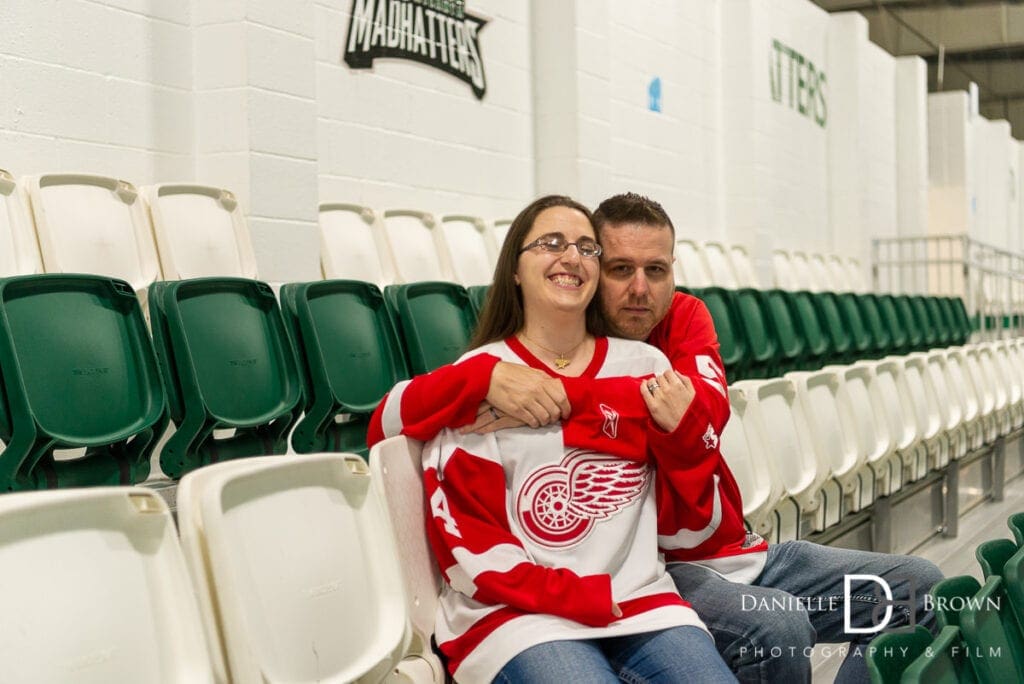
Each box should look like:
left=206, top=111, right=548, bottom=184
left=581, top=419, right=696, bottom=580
left=369, top=193, right=942, bottom=683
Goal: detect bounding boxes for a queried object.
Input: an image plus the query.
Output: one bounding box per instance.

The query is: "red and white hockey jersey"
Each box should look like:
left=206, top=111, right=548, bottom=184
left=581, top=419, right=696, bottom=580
left=416, top=337, right=706, bottom=683
left=368, top=292, right=768, bottom=585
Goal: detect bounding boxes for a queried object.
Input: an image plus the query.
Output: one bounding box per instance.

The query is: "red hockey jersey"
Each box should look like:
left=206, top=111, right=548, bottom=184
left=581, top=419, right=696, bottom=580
left=418, top=337, right=705, bottom=683
left=368, top=293, right=767, bottom=584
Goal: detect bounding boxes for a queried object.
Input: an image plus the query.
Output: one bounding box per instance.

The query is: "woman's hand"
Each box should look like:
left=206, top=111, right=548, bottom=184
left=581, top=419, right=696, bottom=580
left=640, top=369, right=695, bottom=433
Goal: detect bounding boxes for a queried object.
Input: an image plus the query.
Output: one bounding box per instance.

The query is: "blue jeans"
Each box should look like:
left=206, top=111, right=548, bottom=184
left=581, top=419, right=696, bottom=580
left=493, top=625, right=736, bottom=683
left=667, top=541, right=943, bottom=684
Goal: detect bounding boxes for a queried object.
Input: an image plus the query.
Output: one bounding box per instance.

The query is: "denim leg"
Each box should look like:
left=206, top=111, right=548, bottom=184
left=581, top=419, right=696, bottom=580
left=753, top=541, right=943, bottom=684
left=668, top=559, right=816, bottom=684
left=492, top=639, right=619, bottom=684
left=601, top=626, right=737, bottom=684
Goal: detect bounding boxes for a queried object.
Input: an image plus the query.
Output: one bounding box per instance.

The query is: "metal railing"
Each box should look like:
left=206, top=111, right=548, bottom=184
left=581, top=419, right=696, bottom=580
left=873, top=234, right=1024, bottom=340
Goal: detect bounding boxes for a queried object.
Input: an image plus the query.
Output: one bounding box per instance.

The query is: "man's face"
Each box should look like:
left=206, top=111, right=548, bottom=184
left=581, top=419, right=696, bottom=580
left=598, top=222, right=675, bottom=340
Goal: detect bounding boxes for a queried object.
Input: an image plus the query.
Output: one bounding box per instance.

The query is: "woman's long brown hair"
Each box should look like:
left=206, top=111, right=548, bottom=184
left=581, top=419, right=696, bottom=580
left=469, top=195, right=605, bottom=349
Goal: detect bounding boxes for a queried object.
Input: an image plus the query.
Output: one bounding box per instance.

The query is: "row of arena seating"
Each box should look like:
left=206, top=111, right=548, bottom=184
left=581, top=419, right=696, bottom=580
left=724, top=339, right=1024, bottom=544
left=0, top=274, right=469, bottom=490
left=685, top=286, right=973, bottom=380
left=867, top=512, right=1024, bottom=682
left=1, top=170, right=875, bottom=298
left=0, top=448, right=444, bottom=682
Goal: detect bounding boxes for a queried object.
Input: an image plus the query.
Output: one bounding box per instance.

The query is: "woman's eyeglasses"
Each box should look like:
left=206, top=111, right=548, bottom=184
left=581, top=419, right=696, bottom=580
left=518, top=233, right=602, bottom=258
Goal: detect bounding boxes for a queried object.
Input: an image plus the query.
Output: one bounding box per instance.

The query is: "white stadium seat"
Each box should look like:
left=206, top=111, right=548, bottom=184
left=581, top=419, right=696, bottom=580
left=674, top=239, right=712, bottom=288
left=722, top=382, right=784, bottom=541
left=830, top=363, right=894, bottom=511
left=901, top=353, right=945, bottom=472
left=438, top=214, right=496, bottom=286
left=789, top=251, right=818, bottom=292
left=978, top=343, right=1012, bottom=436
left=729, top=244, right=760, bottom=288
left=809, top=253, right=837, bottom=292
left=991, top=341, right=1024, bottom=431
left=0, top=168, right=42, bottom=277
left=142, top=183, right=257, bottom=280
left=381, top=209, right=452, bottom=283
left=964, top=344, right=1000, bottom=443
left=177, top=454, right=415, bottom=684
left=826, top=254, right=852, bottom=293
left=844, top=257, right=868, bottom=293
left=786, top=368, right=861, bottom=528
left=319, top=202, right=396, bottom=287
left=772, top=250, right=799, bottom=290
left=924, top=350, right=968, bottom=461
left=369, top=436, right=446, bottom=683
left=491, top=218, right=512, bottom=253
left=22, top=173, right=162, bottom=308
left=746, top=377, right=829, bottom=540
left=946, top=347, right=985, bottom=450
left=0, top=487, right=214, bottom=682
left=701, top=241, right=738, bottom=289
left=857, top=359, right=919, bottom=495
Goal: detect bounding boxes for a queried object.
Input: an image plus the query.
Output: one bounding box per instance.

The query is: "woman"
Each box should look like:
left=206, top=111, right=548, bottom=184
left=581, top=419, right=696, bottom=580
left=418, top=195, right=735, bottom=683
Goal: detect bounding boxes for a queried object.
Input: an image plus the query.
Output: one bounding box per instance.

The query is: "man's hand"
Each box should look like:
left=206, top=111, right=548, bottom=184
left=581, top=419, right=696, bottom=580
left=641, top=369, right=695, bottom=433
left=483, top=361, right=571, bottom=428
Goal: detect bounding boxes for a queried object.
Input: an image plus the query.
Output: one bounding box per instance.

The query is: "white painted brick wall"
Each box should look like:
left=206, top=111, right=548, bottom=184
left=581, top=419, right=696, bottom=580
left=0, top=0, right=193, bottom=181
left=895, top=57, right=929, bottom=238
left=4, top=0, right=1024, bottom=287
left=928, top=91, right=974, bottom=235
left=317, top=0, right=532, bottom=219
left=722, top=0, right=829, bottom=262
left=606, top=1, right=720, bottom=239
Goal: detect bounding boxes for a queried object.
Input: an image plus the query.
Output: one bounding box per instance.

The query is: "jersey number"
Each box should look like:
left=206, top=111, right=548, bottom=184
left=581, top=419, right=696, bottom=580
left=430, top=488, right=462, bottom=538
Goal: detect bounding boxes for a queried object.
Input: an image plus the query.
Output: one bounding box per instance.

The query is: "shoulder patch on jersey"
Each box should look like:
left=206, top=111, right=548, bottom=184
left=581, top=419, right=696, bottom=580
left=599, top=403, right=619, bottom=439
left=702, top=423, right=719, bottom=450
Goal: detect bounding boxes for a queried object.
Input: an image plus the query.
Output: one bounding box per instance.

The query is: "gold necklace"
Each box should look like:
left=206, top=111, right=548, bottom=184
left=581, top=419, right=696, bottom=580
left=519, top=331, right=588, bottom=370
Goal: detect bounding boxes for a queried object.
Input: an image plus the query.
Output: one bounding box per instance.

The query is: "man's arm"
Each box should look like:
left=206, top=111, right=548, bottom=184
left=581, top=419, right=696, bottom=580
left=647, top=293, right=730, bottom=433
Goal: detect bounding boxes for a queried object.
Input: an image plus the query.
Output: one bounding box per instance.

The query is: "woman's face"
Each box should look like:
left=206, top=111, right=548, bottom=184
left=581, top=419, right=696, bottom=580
left=515, top=206, right=600, bottom=318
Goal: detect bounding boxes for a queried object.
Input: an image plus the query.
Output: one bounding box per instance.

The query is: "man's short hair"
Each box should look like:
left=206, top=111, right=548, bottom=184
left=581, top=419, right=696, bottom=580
left=592, top=192, right=675, bottom=240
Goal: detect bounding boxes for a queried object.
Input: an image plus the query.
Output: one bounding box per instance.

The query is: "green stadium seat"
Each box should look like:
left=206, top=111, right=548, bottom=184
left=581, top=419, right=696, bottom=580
left=948, top=296, right=973, bottom=344
left=976, top=538, right=1018, bottom=579
left=999, top=546, right=1024, bottom=653
left=281, top=280, right=409, bottom=456
left=925, top=297, right=953, bottom=347
left=790, top=290, right=830, bottom=369
left=893, top=295, right=924, bottom=352
left=0, top=274, right=167, bottom=490
left=930, top=575, right=981, bottom=629
left=900, top=625, right=978, bottom=683
left=835, top=292, right=873, bottom=362
left=734, top=288, right=778, bottom=378
left=384, top=281, right=477, bottom=375
left=467, top=284, right=489, bottom=314
left=959, top=576, right=1024, bottom=681
left=865, top=625, right=932, bottom=684
left=1009, top=512, right=1024, bottom=547
left=813, top=292, right=853, bottom=365
left=858, top=294, right=894, bottom=358
left=908, top=296, right=938, bottom=350
left=876, top=294, right=910, bottom=354
left=149, top=278, right=303, bottom=479
left=690, top=287, right=748, bottom=379
left=763, top=289, right=806, bottom=374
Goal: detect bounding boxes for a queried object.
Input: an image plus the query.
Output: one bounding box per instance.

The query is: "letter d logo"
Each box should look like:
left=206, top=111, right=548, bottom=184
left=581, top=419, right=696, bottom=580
left=844, top=574, right=893, bottom=634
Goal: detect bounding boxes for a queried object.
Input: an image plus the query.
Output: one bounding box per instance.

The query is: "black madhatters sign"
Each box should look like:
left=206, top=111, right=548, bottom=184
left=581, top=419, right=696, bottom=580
left=344, top=0, right=488, bottom=100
